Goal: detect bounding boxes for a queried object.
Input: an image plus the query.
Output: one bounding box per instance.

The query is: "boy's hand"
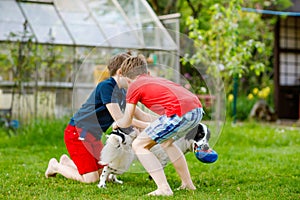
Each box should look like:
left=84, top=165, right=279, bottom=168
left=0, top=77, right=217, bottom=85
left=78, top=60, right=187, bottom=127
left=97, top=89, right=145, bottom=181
left=112, top=121, right=119, bottom=130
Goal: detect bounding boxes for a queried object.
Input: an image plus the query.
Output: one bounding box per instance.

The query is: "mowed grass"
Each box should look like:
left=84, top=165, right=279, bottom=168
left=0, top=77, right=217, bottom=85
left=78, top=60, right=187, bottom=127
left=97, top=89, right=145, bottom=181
left=0, top=119, right=299, bottom=200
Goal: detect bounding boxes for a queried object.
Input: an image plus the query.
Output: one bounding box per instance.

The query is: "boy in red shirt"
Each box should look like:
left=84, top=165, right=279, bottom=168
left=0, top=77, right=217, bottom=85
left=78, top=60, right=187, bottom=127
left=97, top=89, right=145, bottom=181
left=113, top=55, right=204, bottom=196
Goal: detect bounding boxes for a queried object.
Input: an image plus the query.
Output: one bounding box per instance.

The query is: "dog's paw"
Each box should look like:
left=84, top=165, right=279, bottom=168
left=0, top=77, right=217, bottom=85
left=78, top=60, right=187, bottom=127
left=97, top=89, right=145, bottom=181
left=115, top=179, right=123, bottom=184
left=97, top=182, right=107, bottom=188
left=108, top=174, right=123, bottom=184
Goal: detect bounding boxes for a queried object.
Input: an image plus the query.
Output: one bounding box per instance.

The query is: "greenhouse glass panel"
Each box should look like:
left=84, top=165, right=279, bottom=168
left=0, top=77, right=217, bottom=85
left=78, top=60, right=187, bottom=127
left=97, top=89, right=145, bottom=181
left=139, top=1, right=177, bottom=50
left=118, top=0, right=142, bottom=29
left=0, top=0, right=34, bottom=41
left=54, top=0, right=87, bottom=12
left=55, top=0, right=109, bottom=46
left=118, top=0, right=177, bottom=50
left=86, top=0, right=141, bottom=48
left=59, top=12, right=109, bottom=46
left=20, top=2, right=73, bottom=44
left=0, top=1, right=24, bottom=22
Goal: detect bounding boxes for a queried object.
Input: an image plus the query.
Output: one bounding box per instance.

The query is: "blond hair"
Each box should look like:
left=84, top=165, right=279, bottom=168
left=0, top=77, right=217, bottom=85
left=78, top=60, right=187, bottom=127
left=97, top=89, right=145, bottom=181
left=107, top=52, right=131, bottom=76
left=120, top=54, right=148, bottom=79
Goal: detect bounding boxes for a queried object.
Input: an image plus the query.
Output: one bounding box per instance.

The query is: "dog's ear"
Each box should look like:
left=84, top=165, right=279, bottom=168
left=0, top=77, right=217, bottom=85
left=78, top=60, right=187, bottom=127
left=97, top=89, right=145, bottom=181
left=194, top=123, right=210, bottom=142
left=184, top=125, right=199, bottom=140
left=200, top=123, right=211, bottom=141
left=119, top=126, right=134, bottom=134
left=185, top=124, right=205, bottom=141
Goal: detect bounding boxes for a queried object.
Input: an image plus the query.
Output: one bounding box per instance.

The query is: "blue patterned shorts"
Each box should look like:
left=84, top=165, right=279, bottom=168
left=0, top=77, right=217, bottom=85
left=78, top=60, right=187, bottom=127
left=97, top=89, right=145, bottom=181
left=144, top=107, right=203, bottom=143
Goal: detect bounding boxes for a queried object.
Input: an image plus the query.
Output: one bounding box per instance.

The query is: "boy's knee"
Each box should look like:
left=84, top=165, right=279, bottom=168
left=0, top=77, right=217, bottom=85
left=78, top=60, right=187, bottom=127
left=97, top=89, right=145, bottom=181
left=160, top=139, right=174, bottom=149
left=132, top=138, right=156, bottom=152
left=82, top=172, right=100, bottom=183
left=132, top=139, right=139, bottom=152
left=83, top=178, right=98, bottom=184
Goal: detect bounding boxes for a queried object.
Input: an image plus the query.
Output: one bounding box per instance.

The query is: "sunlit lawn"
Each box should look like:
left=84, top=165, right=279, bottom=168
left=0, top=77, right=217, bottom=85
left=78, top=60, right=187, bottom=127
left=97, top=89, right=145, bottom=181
left=0, top=119, right=299, bottom=199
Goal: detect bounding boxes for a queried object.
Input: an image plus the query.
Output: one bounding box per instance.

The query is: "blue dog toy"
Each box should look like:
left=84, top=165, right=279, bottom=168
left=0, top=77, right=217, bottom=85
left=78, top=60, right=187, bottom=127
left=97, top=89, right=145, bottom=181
left=194, top=143, right=218, bottom=163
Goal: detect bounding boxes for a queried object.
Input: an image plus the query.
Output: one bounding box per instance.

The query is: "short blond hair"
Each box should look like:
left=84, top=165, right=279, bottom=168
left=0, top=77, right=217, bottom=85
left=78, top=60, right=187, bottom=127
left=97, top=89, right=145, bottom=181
left=120, top=54, right=148, bottom=79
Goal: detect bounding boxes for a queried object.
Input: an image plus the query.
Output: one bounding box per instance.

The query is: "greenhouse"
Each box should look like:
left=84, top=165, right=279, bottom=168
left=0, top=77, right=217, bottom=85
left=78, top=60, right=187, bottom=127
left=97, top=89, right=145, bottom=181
left=0, top=0, right=180, bottom=123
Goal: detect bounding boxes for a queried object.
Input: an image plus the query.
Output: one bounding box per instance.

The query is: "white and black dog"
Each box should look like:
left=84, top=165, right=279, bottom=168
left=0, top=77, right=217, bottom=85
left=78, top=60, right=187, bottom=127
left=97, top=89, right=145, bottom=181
left=97, top=127, right=137, bottom=188
left=151, top=122, right=211, bottom=168
left=97, top=123, right=210, bottom=188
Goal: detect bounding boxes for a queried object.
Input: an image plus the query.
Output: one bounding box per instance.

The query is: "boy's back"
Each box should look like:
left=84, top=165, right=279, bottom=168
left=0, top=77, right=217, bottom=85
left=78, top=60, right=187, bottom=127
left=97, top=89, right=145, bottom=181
left=126, top=74, right=202, bottom=117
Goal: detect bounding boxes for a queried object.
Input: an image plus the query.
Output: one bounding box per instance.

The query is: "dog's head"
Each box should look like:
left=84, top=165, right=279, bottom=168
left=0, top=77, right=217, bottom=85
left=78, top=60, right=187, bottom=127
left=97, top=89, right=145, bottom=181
left=106, top=128, right=137, bottom=147
left=185, top=123, right=210, bottom=149
left=99, top=133, right=123, bottom=165
left=191, top=124, right=218, bottom=163
left=119, top=127, right=137, bottom=141
left=100, top=128, right=136, bottom=165
left=113, top=128, right=137, bottom=145
left=107, top=133, right=124, bottom=148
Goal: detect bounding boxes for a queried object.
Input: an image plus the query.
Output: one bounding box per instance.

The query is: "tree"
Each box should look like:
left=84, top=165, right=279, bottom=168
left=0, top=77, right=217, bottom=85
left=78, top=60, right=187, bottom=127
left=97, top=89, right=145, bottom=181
left=181, top=0, right=286, bottom=122
left=147, top=0, right=292, bottom=33
left=147, top=0, right=292, bottom=121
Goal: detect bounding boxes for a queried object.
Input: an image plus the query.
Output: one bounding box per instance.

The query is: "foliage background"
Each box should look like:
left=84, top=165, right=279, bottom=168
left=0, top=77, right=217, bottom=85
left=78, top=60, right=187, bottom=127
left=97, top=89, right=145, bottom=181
left=0, top=2, right=299, bottom=199
left=147, top=0, right=292, bottom=121
left=0, top=0, right=294, bottom=122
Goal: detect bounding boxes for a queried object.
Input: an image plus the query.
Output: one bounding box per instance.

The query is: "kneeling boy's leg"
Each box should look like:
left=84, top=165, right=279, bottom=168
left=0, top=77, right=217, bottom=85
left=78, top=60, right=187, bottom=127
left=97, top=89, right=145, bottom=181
left=59, top=154, right=77, bottom=169
left=45, top=157, right=99, bottom=183
left=64, top=129, right=103, bottom=183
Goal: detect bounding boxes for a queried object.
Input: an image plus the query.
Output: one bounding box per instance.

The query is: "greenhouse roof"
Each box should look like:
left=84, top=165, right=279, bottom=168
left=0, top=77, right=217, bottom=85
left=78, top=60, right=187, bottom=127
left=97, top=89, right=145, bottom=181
left=0, top=0, right=177, bottom=50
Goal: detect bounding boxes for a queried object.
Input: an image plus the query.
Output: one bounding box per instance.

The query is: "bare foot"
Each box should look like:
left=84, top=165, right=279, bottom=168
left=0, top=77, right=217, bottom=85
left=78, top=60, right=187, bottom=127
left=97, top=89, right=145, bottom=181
left=59, top=154, right=77, bottom=170
left=45, top=158, right=58, bottom=178
left=147, top=189, right=173, bottom=196
left=176, top=184, right=196, bottom=191
left=59, top=154, right=69, bottom=165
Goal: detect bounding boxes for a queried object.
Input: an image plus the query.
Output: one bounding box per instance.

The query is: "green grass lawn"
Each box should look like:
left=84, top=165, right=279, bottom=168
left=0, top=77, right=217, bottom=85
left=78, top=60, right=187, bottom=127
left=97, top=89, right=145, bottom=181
left=0, top=119, right=299, bottom=200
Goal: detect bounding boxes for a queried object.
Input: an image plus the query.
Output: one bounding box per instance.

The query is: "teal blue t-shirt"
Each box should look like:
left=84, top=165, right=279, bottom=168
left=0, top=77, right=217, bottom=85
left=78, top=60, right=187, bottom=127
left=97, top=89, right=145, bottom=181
left=70, top=77, right=126, bottom=140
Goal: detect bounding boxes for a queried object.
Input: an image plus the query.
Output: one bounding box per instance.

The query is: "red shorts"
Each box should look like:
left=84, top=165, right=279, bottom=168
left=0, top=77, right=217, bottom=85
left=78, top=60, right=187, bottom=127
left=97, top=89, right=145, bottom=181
left=64, top=124, right=104, bottom=175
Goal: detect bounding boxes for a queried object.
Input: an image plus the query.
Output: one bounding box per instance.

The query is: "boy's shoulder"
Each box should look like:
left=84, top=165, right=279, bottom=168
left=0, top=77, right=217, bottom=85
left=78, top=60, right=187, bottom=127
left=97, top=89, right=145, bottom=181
left=97, top=77, right=116, bottom=87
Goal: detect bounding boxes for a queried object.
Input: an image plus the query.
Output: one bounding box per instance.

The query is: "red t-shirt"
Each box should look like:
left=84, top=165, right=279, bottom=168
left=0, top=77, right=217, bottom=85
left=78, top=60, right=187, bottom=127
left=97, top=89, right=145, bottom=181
left=126, top=74, right=202, bottom=117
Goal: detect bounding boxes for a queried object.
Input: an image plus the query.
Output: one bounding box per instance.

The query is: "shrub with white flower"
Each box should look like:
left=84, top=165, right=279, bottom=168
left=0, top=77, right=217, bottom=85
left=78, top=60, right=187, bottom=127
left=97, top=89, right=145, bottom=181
left=183, top=72, right=208, bottom=95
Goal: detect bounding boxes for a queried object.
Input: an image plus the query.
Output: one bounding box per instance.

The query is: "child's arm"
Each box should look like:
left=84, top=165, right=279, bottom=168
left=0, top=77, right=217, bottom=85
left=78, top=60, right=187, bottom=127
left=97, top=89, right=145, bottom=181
left=106, top=103, right=124, bottom=121
left=113, top=103, right=136, bottom=129
left=132, top=118, right=150, bottom=129
left=134, top=106, right=158, bottom=122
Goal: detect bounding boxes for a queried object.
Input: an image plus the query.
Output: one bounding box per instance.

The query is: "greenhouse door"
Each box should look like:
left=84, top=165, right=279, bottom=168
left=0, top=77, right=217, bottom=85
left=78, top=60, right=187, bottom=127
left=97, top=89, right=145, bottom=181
left=275, top=16, right=300, bottom=119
